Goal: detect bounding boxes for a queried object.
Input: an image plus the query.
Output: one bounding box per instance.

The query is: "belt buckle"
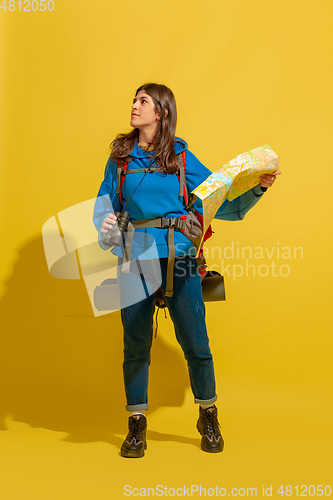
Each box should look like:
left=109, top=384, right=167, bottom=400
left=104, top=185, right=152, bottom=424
left=169, top=218, right=176, bottom=229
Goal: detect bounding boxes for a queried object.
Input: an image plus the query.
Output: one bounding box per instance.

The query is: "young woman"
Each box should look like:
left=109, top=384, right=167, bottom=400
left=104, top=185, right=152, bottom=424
left=93, top=83, right=280, bottom=458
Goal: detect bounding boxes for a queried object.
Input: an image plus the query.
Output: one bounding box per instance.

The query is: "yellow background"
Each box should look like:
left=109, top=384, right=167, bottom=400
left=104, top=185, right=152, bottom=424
left=1, top=0, right=332, bottom=498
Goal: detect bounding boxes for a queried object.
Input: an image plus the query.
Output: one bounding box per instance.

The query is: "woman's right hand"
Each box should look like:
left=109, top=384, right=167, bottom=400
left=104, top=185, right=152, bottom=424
left=101, top=213, right=117, bottom=233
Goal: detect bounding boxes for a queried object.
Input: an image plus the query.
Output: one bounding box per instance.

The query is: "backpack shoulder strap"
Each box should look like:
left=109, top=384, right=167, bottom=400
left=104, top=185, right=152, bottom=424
left=176, top=151, right=189, bottom=206
left=116, top=157, right=131, bottom=205
left=117, top=152, right=191, bottom=208
left=116, top=158, right=127, bottom=193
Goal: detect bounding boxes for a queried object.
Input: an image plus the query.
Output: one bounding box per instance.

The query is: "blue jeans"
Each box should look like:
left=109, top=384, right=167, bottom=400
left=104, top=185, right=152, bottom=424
left=117, top=256, right=217, bottom=411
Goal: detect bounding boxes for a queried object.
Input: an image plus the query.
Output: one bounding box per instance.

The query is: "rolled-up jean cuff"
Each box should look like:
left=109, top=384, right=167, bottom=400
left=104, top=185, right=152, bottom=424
left=125, top=403, right=149, bottom=412
left=194, top=395, right=217, bottom=405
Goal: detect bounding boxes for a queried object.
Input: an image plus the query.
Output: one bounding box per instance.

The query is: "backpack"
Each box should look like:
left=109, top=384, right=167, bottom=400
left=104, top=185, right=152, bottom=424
left=115, top=150, right=213, bottom=299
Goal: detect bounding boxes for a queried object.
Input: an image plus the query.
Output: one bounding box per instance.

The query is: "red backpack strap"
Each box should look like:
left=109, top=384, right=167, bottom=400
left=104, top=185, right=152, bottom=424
left=194, top=211, right=213, bottom=243
left=176, top=150, right=214, bottom=246
left=176, top=151, right=188, bottom=206
left=116, top=158, right=129, bottom=205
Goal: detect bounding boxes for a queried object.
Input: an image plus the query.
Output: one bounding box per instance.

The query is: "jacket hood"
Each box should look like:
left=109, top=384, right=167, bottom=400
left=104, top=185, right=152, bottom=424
left=130, top=136, right=188, bottom=159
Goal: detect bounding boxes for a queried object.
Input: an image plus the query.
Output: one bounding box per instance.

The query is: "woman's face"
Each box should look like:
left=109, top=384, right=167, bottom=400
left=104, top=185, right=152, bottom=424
left=130, top=90, right=160, bottom=131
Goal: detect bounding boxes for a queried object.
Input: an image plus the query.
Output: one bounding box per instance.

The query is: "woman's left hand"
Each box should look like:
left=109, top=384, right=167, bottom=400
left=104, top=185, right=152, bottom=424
left=259, top=170, right=282, bottom=188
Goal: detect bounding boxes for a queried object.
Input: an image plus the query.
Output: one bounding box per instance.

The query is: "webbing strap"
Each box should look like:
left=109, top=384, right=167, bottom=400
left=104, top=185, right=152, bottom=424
left=117, top=159, right=129, bottom=205
left=116, top=153, right=187, bottom=203
left=116, top=151, right=193, bottom=296
left=120, top=217, right=185, bottom=296
left=123, top=167, right=161, bottom=174
left=116, top=161, right=122, bottom=193
left=176, top=151, right=188, bottom=204
left=121, top=221, right=135, bottom=273
left=121, top=219, right=163, bottom=274
left=166, top=225, right=175, bottom=297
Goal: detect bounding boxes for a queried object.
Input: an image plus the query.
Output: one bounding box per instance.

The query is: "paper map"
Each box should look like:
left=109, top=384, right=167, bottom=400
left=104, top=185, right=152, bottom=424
left=192, top=144, right=279, bottom=253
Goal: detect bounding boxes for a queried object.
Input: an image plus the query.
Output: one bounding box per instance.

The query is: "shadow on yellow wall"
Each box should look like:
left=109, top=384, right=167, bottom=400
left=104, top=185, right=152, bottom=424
left=0, top=238, right=201, bottom=448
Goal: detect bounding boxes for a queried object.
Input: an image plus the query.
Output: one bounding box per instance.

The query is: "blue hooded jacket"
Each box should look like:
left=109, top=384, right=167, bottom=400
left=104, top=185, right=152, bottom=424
left=93, top=138, right=265, bottom=260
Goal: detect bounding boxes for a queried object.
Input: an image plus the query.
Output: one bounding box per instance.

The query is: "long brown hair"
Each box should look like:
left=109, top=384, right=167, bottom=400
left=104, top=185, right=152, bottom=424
left=110, top=83, right=178, bottom=174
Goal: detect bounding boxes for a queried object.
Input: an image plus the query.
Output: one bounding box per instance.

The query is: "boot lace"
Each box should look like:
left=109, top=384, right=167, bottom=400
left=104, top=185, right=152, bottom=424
left=128, top=417, right=143, bottom=442
left=204, top=410, right=220, bottom=437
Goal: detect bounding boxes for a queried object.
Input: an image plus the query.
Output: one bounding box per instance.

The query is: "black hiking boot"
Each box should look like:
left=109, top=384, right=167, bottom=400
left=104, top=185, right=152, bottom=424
left=121, top=414, right=147, bottom=458
left=197, top=405, right=224, bottom=453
